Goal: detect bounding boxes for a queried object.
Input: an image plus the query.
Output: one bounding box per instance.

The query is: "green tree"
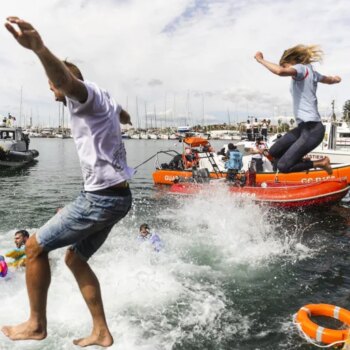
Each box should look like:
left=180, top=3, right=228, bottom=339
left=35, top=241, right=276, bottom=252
left=343, top=100, right=350, bottom=121
left=278, top=118, right=282, bottom=132
left=282, top=123, right=290, bottom=132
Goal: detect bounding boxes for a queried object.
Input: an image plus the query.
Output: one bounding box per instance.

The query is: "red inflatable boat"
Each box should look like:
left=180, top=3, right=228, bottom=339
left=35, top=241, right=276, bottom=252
left=169, top=178, right=349, bottom=208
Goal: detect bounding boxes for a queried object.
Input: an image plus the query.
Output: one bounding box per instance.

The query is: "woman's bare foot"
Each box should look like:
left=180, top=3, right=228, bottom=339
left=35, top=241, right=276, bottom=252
left=314, top=156, right=333, bottom=175
left=1, top=321, right=47, bottom=341
left=73, top=330, right=114, bottom=348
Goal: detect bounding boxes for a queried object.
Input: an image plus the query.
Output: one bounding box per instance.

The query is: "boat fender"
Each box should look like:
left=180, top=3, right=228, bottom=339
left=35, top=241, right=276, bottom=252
left=295, top=304, right=350, bottom=345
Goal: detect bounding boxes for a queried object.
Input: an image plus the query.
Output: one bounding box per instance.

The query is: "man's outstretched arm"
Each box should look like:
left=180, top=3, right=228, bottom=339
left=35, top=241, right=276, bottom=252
left=5, top=16, right=87, bottom=103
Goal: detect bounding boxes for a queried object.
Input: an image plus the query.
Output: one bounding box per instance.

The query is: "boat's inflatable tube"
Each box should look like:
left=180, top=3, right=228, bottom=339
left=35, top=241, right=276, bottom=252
left=7, top=150, right=39, bottom=161
left=296, top=304, right=350, bottom=344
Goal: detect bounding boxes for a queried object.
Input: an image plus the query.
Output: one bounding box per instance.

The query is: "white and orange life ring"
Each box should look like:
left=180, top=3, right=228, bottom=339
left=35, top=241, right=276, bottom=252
left=296, top=304, right=350, bottom=344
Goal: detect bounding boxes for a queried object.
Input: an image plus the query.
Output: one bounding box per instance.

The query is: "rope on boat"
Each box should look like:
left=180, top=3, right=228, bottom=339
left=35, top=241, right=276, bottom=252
left=292, top=314, right=348, bottom=348
left=133, top=150, right=180, bottom=170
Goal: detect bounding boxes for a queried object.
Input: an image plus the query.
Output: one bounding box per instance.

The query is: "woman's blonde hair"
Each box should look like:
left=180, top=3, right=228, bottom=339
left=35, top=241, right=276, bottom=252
left=279, top=45, right=323, bottom=66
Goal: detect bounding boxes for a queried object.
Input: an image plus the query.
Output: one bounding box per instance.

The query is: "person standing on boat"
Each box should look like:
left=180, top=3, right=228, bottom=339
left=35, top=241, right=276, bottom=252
left=246, top=119, right=253, bottom=141
left=261, top=119, right=268, bottom=141
left=225, top=143, right=243, bottom=181
left=253, top=118, right=260, bottom=140
left=254, top=45, right=341, bottom=175
left=3, top=16, right=134, bottom=347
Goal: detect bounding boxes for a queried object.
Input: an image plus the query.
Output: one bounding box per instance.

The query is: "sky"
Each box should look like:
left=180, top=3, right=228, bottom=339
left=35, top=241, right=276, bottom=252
left=0, top=0, right=348, bottom=128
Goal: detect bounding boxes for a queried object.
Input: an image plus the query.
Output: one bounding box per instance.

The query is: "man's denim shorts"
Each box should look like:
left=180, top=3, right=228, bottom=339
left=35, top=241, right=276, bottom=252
left=36, top=189, right=132, bottom=261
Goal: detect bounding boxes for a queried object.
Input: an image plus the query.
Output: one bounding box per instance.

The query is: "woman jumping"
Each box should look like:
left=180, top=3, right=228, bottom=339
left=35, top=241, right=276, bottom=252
left=254, top=45, right=341, bottom=174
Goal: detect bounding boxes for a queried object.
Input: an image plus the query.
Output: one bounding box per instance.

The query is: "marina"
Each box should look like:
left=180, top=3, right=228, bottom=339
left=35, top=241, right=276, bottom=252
left=1, top=138, right=350, bottom=349
left=0, top=1, right=349, bottom=349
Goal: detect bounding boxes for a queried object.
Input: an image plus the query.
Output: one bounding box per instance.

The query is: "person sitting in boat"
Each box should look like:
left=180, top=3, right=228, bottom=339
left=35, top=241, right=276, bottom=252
left=225, top=143, right=243, bottom=181
left=250, top=137, right=266, bottom=173
left=167, top=154, right=183, bottom=170
left=5, top=229, right=29, bottom=268
left=182, top=147, right=198, bottom=169
left=254, top=45, right=341, bottom=175
left=217, top=147, right=226, bottom=157
left=137, top=223, right=163, bottom=252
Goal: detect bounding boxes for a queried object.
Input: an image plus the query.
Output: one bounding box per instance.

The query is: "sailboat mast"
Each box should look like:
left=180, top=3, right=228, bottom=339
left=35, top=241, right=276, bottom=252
left=62, top=103, right=65, bottom=134
left=154, top=105, right=157, bottom=129
left=19, top=86, right=23, bottom=127
left=136, top=96, right=139, bottom=130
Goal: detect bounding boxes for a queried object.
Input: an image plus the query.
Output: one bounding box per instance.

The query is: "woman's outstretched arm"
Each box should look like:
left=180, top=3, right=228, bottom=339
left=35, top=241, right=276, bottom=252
left=320, top=75, right=341, bottom=84
left=254, top=51, right=297, bottom=77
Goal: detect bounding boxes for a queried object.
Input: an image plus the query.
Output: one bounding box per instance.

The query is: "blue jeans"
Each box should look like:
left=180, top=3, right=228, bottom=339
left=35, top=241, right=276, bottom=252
left=269, top=121, right=325, bottom=173
left=36, top=189, right=132, bottom=261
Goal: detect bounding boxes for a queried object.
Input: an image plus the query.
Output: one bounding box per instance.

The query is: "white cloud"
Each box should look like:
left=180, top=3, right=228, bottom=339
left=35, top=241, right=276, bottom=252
left=0, top=0, right=348, bottom=127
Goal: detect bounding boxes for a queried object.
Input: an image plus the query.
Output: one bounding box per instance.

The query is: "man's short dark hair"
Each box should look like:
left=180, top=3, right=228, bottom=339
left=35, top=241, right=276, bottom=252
left=228, top=143, right=236, bottom=150
left=139, top=223, right=149, bottom=231
left=15, top=229, right=29, bottom=238
left=63, top=60, right=84, bottom=81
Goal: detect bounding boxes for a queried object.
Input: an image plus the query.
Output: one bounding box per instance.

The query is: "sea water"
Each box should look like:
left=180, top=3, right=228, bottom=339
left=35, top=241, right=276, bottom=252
left=0, top=139, right=350, bottom=350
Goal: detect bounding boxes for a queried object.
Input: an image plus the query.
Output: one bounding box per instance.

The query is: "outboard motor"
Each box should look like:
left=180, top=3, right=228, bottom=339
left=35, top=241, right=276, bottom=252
left=29, top=150, right=39, bottom=158
left=246, top=161, right=256, bottom=187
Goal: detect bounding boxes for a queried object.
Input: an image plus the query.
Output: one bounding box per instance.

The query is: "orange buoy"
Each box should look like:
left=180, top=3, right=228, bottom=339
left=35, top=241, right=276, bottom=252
left=296, top=304, right=350, bottom=344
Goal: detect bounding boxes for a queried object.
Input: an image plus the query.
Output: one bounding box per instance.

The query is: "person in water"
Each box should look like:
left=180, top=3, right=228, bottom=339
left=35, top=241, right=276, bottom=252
left=14, top=229, right=29, bottom=249
left=3, top=16, right=134, bottom=347
left=5, top=230, right=30, bottom=268
left=138, top=224, right=163, bottom=252
left=254, top=45, right=341, bottom=174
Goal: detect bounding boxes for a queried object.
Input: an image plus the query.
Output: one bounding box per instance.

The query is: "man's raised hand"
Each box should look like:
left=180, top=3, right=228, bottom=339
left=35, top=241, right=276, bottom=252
left=5, top=17, right=44, bottom=53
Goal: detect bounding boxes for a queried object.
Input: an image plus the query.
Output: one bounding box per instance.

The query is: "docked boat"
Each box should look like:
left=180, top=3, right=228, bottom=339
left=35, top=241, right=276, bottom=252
left=169, top=178, right=349, bottom=208
left=0, top=126, right=39, bottom=168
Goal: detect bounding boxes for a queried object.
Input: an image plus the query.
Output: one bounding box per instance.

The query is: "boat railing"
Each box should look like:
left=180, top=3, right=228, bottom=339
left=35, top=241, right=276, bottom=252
left=133, top=150, right=181, bottom=171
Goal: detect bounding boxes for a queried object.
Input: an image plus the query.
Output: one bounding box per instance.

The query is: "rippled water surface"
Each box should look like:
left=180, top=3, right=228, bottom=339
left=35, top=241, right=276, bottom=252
left=0, top=138, right=350, bottom=350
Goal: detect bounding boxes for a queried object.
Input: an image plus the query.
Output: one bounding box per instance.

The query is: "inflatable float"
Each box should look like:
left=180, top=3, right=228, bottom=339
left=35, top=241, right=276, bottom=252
left=295, top=304, right=350, bottom=346
left=0, top=256, right=8, bottom=277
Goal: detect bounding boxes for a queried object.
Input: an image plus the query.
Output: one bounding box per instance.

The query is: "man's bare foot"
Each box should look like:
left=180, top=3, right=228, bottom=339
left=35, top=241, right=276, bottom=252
left=1, top=321, right=47, bottom=341
left=73, top=331, right=114, bottom=348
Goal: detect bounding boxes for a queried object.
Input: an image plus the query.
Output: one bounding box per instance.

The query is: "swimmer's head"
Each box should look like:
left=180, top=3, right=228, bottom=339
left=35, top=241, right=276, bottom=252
left=139, top=223, right=150, bottom=237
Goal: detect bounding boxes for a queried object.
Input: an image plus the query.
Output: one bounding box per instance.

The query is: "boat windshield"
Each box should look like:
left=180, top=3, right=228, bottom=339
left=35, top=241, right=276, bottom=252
left=0, top=130, right=15, bottom=140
